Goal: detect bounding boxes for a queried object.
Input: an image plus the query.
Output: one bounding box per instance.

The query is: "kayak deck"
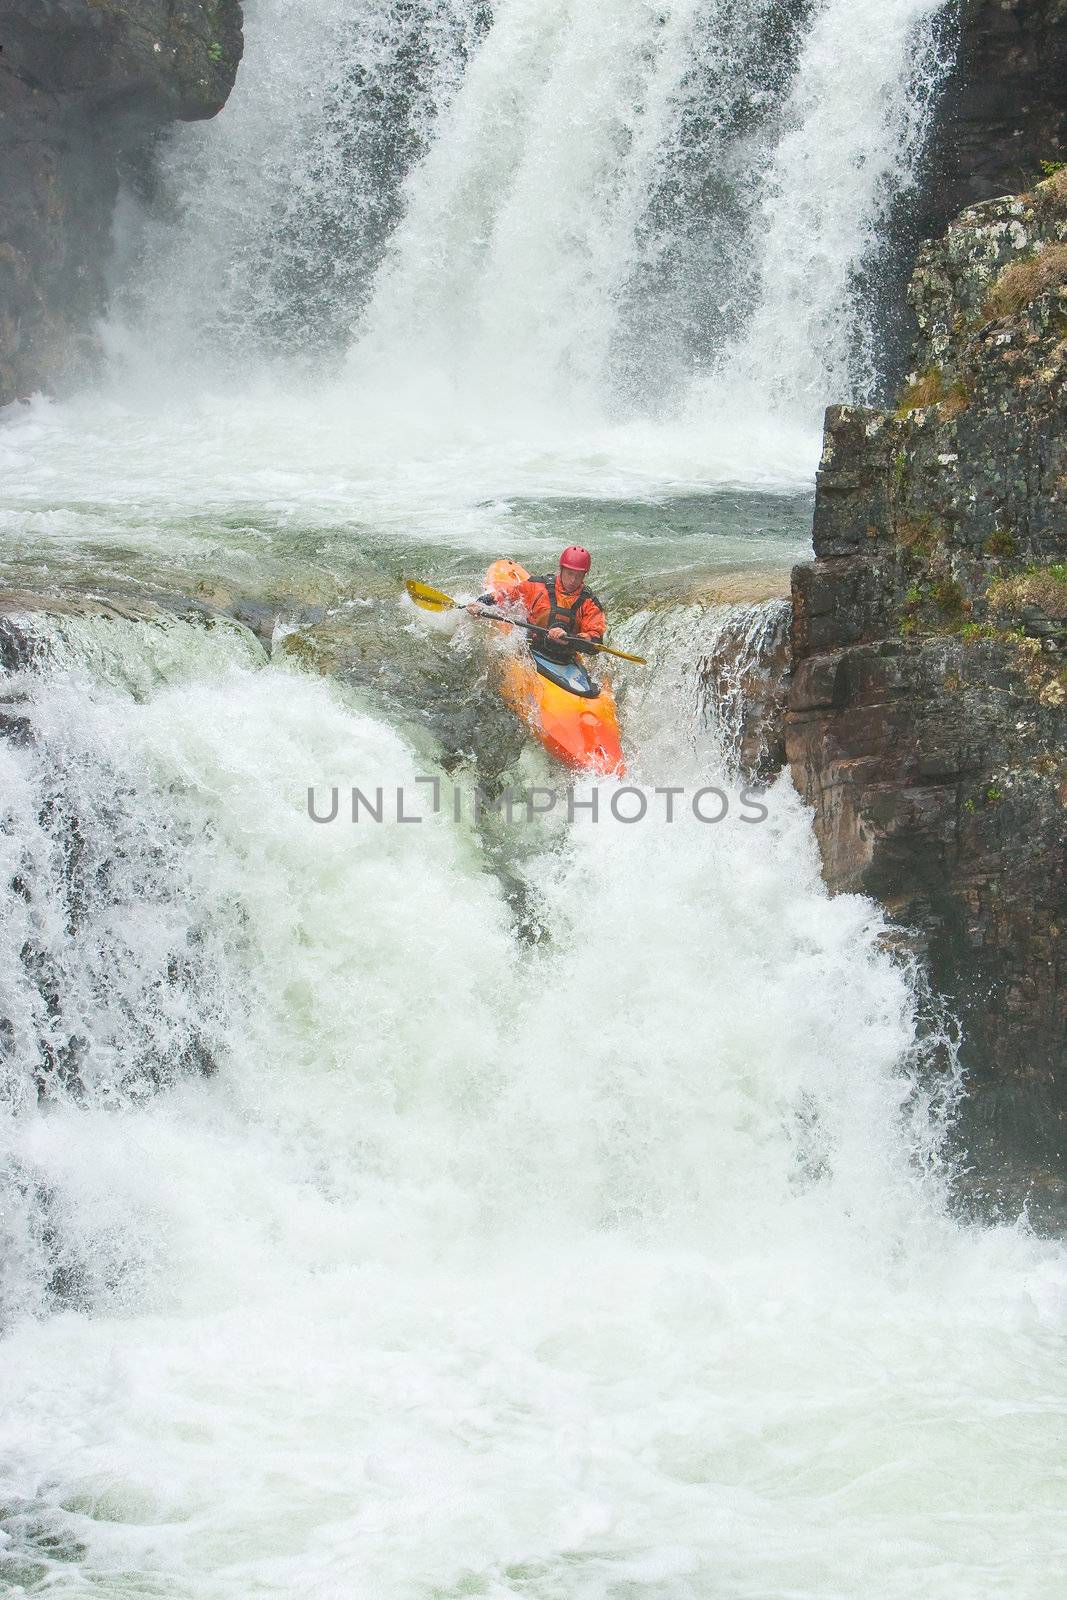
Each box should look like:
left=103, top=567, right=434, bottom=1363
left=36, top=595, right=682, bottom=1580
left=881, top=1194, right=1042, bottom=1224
left=481, top=559, right=625, bottom=775
left=496, top=644, right=625, bottom=775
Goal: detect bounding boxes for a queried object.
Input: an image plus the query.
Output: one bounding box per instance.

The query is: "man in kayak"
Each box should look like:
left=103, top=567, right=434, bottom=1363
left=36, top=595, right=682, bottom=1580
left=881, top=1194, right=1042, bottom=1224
left=470, top=547, right=607, bottom=664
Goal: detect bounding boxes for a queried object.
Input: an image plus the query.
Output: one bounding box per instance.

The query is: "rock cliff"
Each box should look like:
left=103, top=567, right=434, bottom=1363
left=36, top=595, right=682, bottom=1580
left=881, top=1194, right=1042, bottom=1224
left=0, top=0, right=242, bottom=408
left=787, top=169, right=1067, bottom=1223
left=921, top=0, right=1067, bottom=234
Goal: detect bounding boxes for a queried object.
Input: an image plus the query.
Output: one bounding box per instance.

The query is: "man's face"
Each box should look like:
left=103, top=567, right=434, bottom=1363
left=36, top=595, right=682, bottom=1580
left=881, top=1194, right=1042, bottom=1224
left=558, top=564, right=584, bottom=595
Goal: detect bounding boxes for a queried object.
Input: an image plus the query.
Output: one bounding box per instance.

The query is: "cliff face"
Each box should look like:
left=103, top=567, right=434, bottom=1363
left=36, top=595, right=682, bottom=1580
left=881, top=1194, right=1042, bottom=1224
left=787, top=170, right=1067, bottom=1223
left=0, top=0, right=242, bottom=408
left=920, top=0, right=1067, bottom=237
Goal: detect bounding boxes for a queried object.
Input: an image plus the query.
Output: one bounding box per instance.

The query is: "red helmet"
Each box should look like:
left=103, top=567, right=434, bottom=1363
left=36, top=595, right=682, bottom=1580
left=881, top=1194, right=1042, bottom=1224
left=559, top=545, right=591, bottom=573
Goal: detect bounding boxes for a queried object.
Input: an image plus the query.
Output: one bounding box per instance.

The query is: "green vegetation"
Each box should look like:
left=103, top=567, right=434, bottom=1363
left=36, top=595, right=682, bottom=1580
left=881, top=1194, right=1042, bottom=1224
left=893, top=368, right=969, bottom=420
left=960, top=621, right=998, bottom=642
left=930, top=577, right=964, bottom=617
left=894, top=513, right=947, bottom=565
left=208, top=43, right=224, bottom=62
left=940, top=380, right=971, bottom=420
left=984, top=243, right=1067, bottom=319
left=1033, top=165, right=1067, bottom=220
left=895, top=367, right=944, bottom=415
left=984, top=528, right=1016, bottom=559
left=898, top=564, right=965, bottom=635
left=987, top=563, right=1067, bottom=620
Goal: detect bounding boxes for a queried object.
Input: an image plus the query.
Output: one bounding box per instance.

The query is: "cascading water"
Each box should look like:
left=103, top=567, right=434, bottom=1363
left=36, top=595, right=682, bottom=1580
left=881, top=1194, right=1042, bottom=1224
left=710, top=0, right=952, bottom=410
left=2, top=2, right=1065, bottom=1596
left=2, top=608, right=1064, bottom=1596
left=352, top=0, right=951, bottom=423
left=112, top=0, right=952, bottom=444
left=116, top=0, right=491, bottom=372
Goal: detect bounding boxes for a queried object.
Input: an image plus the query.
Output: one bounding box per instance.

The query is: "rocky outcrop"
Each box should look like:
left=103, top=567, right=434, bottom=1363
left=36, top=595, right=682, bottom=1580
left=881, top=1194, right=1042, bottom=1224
left=0, top=0, right=242, bottom=408
left=920, top=0, right=1067, bottom=238
left=699, top=600, right=791, bottom=781
left=787, top=170, right=1067, bottom=1225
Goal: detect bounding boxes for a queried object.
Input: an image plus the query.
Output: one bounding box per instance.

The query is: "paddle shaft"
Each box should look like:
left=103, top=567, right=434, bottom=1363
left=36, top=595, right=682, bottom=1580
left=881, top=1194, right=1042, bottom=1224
left=466, top=604, right=599, bottom=656
left=403, top=580, right=646, bottom=665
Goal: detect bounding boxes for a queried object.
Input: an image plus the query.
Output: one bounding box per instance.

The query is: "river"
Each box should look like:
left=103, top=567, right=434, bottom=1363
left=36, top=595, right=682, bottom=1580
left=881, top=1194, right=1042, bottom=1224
left=1, top=2, right=1064, bottom=1595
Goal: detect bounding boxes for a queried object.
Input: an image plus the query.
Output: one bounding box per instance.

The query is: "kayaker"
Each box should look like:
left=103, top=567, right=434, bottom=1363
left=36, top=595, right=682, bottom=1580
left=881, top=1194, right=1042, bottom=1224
left=469, top=547, right=607, bottom=664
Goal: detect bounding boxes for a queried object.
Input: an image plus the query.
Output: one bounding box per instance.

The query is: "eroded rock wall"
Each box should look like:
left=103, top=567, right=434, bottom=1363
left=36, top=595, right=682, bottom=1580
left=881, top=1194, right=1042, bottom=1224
left=787, top=171, right=1067, bottom=1222
left=920, top=0, right=1067, bottom=236
left=0, top=0, right=242, bottom=407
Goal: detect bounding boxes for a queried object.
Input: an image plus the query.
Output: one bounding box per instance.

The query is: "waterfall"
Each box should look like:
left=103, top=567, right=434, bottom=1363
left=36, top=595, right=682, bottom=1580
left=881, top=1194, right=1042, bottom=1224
left=3, top=7, right=1065, bottom=1595
left=116, top=0, right=490, bottom=372
left=119, top=0, right=952, bottom=432
left=348, top=0, right=796, bottom=419
left=714, top=0, right=952, bottom=409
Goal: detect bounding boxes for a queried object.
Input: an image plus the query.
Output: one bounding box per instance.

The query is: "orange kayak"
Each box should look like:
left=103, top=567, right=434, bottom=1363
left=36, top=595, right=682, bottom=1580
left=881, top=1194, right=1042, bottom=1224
left=497, top=648, right=626, bottom=776
left=481, top=561, right=625, bottom=776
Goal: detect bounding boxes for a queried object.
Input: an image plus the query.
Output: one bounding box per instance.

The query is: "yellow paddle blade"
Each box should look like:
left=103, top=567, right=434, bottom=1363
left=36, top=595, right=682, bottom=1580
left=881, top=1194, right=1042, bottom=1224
left=405, top=579, right=457, bottom=613
left=589, top=640, right=647, bottom=665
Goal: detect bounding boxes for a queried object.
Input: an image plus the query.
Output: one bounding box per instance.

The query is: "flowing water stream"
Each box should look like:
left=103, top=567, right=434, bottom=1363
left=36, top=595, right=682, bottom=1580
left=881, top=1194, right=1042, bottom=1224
left=2, top=1, right=1065, bottom=1595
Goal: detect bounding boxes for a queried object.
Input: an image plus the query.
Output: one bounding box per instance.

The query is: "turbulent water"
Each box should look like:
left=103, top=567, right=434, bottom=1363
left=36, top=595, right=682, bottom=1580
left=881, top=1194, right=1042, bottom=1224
left=2, top=1, right=1066, bottom=1596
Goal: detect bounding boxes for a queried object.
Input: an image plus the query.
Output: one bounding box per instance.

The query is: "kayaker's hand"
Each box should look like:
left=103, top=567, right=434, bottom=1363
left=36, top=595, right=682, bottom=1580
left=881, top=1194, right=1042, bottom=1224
left=467, top=603, right=484, bottom=617
left=548, top=626, right=566, bottom=640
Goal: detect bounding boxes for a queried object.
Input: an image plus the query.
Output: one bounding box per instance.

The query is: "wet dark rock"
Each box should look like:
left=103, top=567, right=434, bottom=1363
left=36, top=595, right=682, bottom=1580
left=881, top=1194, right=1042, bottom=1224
left=919, top=0, right=1067, bottom=238
left=0, top=585, right=213, bottom=668
left=787, top=170, right=1067, bottom=1228
left=698, top=600, right=791, bottom=781
left=0, top=0, right=243, bottom=407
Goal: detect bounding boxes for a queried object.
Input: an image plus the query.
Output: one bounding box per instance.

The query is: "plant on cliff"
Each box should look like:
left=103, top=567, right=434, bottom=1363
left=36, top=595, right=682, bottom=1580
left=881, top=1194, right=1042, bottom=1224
left=894, top=513, right=950, bottom=570
left=930, top=577, right=965, bottom=618
left=1033, top=165, right=1067, bottom=221
left=939, top=380, right=970, bottom=419
left=896, top=558, right=966, bottom=638
left=984, top=529, right=1016, bottom=559
left=960, top=621, right=999, bottom=642
left=894, top=367, right=944, bottom=415
left=894, top=366, right=969, bottom=420
left=987, top=565, right=1067, bottom=621
left=984, top=243, right=1067, bottom=319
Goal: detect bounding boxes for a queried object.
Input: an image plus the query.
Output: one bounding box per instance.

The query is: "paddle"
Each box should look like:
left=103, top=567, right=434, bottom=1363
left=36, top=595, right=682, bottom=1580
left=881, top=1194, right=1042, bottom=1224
left=404, top=580, right=647, bottom=665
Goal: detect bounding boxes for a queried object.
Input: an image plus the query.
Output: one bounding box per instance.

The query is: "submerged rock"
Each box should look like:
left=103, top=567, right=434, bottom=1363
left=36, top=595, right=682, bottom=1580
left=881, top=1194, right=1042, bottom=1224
left=698, top=599, right=791, bottom=782
left=786, top=169, right=1067, bottom=1226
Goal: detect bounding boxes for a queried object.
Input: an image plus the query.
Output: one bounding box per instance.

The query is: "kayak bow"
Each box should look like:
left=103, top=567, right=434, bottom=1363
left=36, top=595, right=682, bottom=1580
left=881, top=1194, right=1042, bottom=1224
left=404, top=572, right=628, bottom=776
left=496, top=644, right=626, bottom=776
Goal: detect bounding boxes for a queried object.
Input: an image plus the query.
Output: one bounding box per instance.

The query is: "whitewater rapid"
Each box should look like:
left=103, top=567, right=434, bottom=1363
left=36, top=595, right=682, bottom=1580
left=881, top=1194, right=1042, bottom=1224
left=2, top=0, right=1065, bottom=1595
left=2, top=625, right=1065, bottom=1596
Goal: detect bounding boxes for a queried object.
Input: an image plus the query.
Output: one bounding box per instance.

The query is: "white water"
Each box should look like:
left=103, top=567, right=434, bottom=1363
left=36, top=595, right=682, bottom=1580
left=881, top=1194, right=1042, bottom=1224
left=356, top=0, right=950, bottom=424
left=716, top=0, right=950, bottom=409
left=1, top=622, right=1064, bottom=1596
left=97, top=0, right=953, bottom=497
left=3, top=1, right=1065, bottom=1595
